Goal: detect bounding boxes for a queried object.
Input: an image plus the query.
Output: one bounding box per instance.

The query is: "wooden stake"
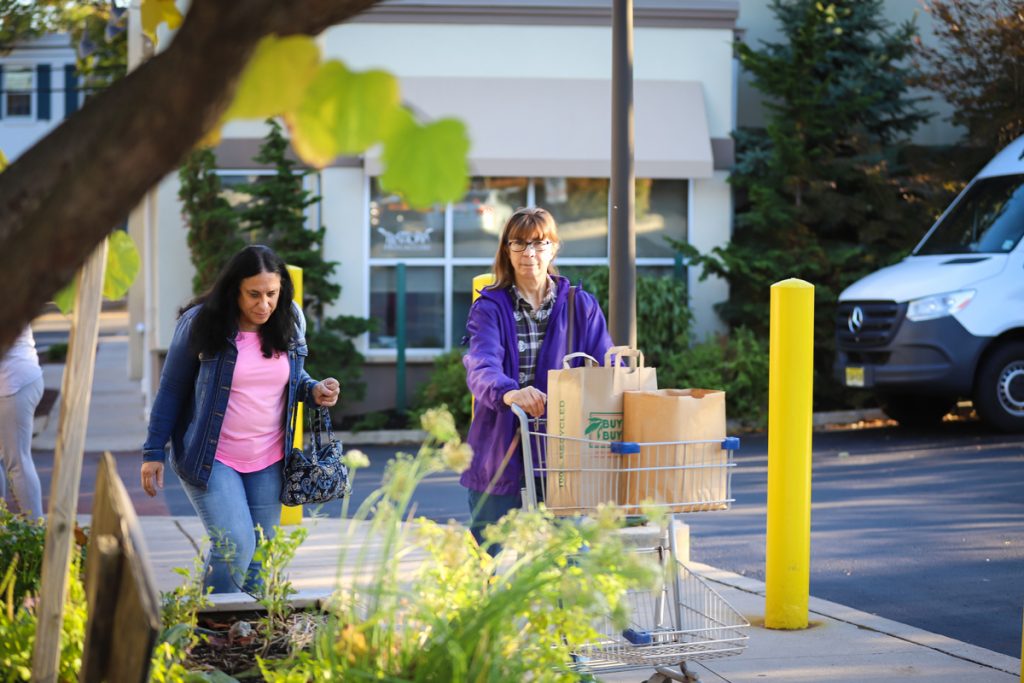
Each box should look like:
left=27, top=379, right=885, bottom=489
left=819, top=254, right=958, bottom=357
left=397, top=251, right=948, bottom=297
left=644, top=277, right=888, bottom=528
left=31, top=239, right=108, bottom=682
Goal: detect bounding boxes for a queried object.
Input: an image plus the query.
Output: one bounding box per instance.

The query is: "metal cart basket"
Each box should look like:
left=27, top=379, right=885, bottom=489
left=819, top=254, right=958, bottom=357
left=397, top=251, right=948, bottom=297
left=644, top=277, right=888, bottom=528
left=511, top=405, right=749, bottom=682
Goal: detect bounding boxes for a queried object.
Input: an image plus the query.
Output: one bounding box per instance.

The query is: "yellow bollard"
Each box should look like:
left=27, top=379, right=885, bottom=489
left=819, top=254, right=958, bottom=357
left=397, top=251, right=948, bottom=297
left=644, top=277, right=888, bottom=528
left=765, top=278, right=814, bottom=630
left=281, top=265, right=304, bottom=526
left=469, top=274, right=495, bottom=420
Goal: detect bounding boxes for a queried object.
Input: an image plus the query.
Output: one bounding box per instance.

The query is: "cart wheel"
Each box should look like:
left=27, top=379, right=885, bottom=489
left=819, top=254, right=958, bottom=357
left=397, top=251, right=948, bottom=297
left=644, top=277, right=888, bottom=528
left=648, top=664, right=700, bottom=683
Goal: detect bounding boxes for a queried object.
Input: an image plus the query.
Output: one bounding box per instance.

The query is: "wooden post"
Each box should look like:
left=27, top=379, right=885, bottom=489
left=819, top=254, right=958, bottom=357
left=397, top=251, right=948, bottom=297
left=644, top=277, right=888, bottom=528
left=31, top=239, right=108, bottom=682
left=80, top=535, right=123, bottom=681
left=80, top=452, right=161, bottom=682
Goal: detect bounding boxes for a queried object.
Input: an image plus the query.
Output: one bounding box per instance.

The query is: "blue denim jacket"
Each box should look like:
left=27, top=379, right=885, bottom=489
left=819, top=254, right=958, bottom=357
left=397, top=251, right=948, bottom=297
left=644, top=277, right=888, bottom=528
left=142, top=302, right=317, bottom=489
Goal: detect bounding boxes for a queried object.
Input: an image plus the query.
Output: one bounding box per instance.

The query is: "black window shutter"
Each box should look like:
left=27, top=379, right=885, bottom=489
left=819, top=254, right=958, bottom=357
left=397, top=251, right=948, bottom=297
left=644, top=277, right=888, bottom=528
left=37, top=64, right=51, bottom=120
left=64, top=65, right=78, bottom=117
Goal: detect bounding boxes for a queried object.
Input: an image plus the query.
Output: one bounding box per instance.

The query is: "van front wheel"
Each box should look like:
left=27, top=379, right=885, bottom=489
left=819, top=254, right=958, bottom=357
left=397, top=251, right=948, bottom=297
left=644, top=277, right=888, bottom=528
left=974, top=341, right=1024, bottom=432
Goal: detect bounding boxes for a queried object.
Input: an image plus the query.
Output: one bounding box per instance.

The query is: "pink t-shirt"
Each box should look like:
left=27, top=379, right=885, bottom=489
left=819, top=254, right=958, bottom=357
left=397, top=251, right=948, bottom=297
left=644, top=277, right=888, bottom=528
left=215, top=331, right=290, bottom=472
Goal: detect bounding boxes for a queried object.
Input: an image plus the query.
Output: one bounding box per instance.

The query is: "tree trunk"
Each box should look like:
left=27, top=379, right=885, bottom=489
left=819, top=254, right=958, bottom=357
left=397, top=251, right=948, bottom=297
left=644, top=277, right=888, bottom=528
left=0, top=0, right=381, bottom=355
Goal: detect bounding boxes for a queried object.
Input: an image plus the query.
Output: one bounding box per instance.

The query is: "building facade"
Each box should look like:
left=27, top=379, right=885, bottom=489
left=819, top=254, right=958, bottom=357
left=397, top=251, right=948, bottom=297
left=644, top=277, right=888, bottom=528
left=139, top=0, right=741, bottom=413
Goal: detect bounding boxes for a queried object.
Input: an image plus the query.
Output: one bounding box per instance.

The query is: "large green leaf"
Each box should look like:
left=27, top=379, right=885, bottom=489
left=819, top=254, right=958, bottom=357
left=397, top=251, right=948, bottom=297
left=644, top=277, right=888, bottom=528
left=103, top=231, right=141, bottom=300
left=379, top=113, right=470, bottom=208
left=52, top=232, right=141, bottom=315
left=223, top=35, right=321, bottom=121
left=54, top=281, right=76, bottom=315
left=287, top=61, right=401, bottom=168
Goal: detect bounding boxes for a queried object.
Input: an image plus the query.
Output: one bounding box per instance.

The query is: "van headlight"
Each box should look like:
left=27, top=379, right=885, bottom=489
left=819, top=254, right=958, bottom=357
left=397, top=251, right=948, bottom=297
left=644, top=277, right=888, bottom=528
left=906, top=290, right=975, bottom=322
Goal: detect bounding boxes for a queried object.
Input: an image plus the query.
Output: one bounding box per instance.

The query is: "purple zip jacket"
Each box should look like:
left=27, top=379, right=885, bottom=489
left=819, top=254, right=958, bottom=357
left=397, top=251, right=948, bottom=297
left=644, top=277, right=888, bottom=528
left=461, top=275, right=613, bottom=496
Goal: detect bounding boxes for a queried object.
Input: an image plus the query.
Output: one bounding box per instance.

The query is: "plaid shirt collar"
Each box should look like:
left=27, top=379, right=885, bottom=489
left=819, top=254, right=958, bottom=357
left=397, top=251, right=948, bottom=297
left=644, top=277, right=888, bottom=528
left=510, top=277, right=556, bottom=317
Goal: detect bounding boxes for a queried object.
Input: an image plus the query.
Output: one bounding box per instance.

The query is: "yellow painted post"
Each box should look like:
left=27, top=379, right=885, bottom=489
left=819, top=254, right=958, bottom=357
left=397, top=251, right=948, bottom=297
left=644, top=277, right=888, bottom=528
left=281, top=265, right=304, bottom=526
left=765, top=278, right=814, bottom=630
left=470, top=274, right=495, bottom=420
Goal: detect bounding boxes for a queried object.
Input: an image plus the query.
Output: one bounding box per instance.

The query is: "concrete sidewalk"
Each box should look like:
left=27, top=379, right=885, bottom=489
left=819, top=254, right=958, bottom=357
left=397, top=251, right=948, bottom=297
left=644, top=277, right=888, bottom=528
left=137, top=514, right=1020, bottom=682
left=28, top=320, right=1024, bottom=681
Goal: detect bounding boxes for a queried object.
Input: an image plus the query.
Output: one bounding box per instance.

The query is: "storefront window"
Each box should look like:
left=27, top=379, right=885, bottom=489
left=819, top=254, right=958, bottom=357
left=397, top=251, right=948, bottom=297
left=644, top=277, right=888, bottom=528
left=367, top=176, right=690, bottom=353
left=369, top=266, right=445, bottom=349
left=370, top=179, right=444, bottom=258
left=452, top=178, right=527, bottom=257
left=637, top=179, right=688, bottom=258
left=535, top=178, right=609, bottom=257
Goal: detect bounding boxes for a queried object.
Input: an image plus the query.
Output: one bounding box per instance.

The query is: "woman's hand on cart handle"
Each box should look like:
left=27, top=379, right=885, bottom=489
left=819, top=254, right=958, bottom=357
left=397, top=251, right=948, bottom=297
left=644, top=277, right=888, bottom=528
left=503, top=387, right=547, bottom=418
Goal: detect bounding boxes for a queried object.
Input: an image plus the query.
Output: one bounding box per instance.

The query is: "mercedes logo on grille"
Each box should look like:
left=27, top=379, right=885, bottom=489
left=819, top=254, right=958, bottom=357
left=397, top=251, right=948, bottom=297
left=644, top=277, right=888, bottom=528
left=848, top=306, right=864, bottom=334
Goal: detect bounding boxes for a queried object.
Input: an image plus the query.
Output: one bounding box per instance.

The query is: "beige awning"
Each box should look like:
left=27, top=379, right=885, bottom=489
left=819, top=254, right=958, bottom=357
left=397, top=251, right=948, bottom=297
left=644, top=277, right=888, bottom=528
left=365, top=76, right=713, bottom=179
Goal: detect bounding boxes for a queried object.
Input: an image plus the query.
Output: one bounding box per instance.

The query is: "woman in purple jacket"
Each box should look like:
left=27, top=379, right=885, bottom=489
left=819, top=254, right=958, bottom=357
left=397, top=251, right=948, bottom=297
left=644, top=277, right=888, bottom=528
left=461, top=207, right=613, bottom=550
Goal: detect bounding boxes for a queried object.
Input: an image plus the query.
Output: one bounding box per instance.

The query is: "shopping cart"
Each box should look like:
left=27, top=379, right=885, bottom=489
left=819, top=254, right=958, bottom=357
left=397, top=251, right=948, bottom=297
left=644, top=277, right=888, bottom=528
left=511, top=405, right=749, bottom=683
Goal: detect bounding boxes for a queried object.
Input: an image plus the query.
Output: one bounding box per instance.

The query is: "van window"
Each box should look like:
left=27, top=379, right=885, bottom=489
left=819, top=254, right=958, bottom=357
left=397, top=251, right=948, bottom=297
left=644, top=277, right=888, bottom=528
left=915, top=174, right=1024, bottom=255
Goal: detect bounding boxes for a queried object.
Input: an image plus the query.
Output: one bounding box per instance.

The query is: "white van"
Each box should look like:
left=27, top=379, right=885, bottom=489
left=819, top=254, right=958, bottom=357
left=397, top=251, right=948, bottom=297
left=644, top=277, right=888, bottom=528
left=835, top=135, right=1024, bottom=431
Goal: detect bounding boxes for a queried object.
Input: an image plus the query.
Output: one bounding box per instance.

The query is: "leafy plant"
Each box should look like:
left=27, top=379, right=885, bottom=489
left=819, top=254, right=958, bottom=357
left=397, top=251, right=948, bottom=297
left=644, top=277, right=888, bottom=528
left=248, top=407, right=659, bottom=681
left=0, top=503, right=46, bottom=605
left=916, top=0, right=1024, bottom=155
left=409, top=349, right=472, bottom=433
left=0, top=551, right=87, bottom=682
left=253, top=525, right=308, bottom=648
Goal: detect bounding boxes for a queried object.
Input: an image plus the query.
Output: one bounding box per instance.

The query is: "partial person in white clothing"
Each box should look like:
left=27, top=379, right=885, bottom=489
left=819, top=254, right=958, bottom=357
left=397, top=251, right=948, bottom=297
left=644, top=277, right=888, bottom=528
left=0, top=326, right=45, bottom=519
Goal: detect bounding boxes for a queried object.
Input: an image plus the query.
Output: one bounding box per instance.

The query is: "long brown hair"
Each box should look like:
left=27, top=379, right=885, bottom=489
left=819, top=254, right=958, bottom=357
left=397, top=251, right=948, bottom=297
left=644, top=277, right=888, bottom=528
left=490, top=207, right=561, bottom=290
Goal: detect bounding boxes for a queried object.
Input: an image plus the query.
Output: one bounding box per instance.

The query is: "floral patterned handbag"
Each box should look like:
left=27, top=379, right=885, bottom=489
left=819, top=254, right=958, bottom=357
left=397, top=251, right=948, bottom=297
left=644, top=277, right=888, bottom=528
left=280, top=404, right=351, bottom=506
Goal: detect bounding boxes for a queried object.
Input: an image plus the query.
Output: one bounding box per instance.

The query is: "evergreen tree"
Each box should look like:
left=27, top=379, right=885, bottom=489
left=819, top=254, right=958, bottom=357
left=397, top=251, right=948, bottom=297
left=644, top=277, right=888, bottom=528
left=677, top=0, right=933, bottom=408
left=240, top=119, right=339, bottom=316
left=241, top=119, right=373, bottom=404
left=179, top=148, right=244, bottom=295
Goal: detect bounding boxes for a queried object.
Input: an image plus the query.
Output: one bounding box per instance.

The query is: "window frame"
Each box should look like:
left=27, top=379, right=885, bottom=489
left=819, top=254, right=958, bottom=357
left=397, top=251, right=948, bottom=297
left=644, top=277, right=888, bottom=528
left=3, top=65, right=34, bottom=119
left=363, top=176, right=692, bottom=359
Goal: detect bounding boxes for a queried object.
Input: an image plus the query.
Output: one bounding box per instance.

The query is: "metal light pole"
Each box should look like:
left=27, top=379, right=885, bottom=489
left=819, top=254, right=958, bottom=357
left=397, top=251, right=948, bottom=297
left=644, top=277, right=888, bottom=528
left=610, top=0, right=636, bottom=348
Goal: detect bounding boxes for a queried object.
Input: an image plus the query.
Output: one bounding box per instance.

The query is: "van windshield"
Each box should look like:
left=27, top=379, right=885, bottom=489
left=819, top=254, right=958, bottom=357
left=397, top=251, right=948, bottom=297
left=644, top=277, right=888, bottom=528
left=915, top=174, right=1024, bottom=255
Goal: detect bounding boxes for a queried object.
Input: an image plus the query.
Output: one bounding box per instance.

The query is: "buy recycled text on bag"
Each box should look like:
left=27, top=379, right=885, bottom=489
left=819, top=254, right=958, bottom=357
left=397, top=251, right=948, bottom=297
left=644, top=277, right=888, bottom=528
left=544, top=347, right=658, bottom=515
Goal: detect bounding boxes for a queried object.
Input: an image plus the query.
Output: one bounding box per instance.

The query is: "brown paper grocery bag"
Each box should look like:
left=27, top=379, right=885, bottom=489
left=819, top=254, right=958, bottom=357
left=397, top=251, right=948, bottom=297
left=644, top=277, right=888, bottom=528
left=544, top=347, right=657, bottom=515
left=621, top=389, right=728, bottom=513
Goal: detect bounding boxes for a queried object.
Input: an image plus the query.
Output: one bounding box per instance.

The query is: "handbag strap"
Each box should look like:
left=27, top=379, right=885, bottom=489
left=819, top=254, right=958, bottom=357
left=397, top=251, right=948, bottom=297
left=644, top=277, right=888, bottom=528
left=565, top=284, right=577, bottom=365
left=307, top=404, right=337, bottom=451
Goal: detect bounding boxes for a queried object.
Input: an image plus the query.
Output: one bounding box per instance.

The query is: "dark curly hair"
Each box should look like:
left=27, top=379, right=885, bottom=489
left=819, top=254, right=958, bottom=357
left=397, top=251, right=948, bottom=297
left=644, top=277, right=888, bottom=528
left=181, top=245, right=296, bottom=359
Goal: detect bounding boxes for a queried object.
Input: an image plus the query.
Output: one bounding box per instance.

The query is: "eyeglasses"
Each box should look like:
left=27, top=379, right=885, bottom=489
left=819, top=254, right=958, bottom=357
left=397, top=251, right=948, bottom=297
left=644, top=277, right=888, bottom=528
left=508, top=239, right=553, bottom=253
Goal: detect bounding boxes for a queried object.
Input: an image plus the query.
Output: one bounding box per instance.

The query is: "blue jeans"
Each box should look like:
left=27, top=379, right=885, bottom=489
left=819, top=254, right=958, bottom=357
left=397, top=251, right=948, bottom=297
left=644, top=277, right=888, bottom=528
left=467, top=487, right=522, bottom=556
left=181, top=459, right=283, bottom=593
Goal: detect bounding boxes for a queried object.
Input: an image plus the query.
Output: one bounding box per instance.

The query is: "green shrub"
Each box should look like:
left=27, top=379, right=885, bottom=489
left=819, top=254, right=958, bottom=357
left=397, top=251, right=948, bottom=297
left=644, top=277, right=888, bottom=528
left=44, top=342, right=68, bottom=364
left=0, top=504, right=46, bottom=605
left=0, top=551, right=86, bottom=682
left=558, top=266, right=693, bottom=370
left=410, top=349, right=471, bottom=433
left=662, top=326, right=770, bottom=429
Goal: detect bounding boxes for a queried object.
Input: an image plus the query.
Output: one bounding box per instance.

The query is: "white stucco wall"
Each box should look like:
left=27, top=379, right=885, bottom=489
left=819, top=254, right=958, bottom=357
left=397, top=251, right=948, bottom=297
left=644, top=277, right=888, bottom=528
left=320, top=167, right=368, bottom=327
left=0, top=36, right=76, bottom=162
left=320, top=23, right=735, bottom=140
left=688, top=171, right=731, bottom=341
left=151, top=173, right=194, bottom=350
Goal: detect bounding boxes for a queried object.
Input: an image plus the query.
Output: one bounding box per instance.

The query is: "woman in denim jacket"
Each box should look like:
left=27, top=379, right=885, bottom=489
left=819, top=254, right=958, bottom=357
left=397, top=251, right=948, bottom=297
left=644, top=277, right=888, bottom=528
left=141, top=245, right=339, bottom=593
